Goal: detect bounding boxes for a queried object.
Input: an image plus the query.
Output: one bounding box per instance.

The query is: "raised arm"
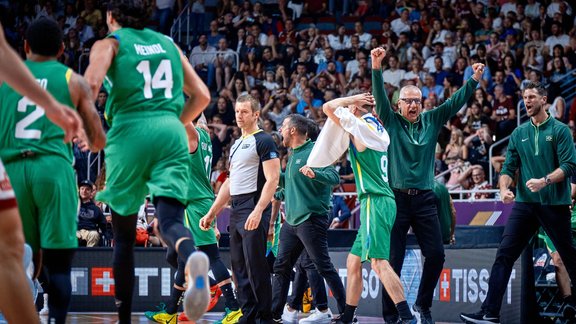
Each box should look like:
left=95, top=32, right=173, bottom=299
left=430, top=63, right=483, bottom=123
left=69, top=72, right=106, bottom=152
left=370, top=47, right=394, bottom=124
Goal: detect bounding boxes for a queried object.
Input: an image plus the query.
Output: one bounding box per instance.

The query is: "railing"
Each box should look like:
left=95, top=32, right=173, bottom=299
left=189, top=51, right=240, bottom=71
left=86, top=151, right=103, bottom=183
left=488, top=134, right=511, bottom=186
left=170, top=3, right=193, bottom=46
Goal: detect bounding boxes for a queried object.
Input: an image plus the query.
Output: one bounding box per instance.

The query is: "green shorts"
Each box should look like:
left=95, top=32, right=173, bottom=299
left=185, top=198, right=217, bottom=246
left=5, top=155, right=78, bottom=252
left=350, top=194, right=396, bottom=262
left=97, top=115, right=190, bottom=215
left=540, top=229, right=576, bottom=254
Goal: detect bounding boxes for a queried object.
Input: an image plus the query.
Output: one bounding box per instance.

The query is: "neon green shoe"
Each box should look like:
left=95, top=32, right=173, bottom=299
left=144, top=303, right=178, bottom=323
left=214, top=307, right=243, bottom=324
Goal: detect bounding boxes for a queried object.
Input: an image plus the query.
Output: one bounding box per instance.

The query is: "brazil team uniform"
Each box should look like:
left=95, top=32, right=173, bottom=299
left=0, top=60, right=78, bottom=252
left=349, top=143, right=396, bottom=261
left=184, top=127, right=217, bottom=246
left=332, top=108, right=396, bottom=262
left=96, top=28, right=190, bottom=215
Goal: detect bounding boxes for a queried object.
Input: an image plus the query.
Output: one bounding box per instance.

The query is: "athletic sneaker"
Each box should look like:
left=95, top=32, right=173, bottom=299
left=282, top=304, right=299, bottom=323
left=412, top=304, right=434, bottom=324
left=299, top=307, right=332, bottom=323
left=214, top=307, right=242, bottom=324
left=396, top=318, right=417, bottom=324
left=207, top=284, right=222, bottom=311
left=459, top=310, right=500, bottom=323
left=332, top=315, right=358, bottom=323
left=144, top=303, right=177, bottom=324
left=183, top=251, right=210, bottom=321
left=38, top=293, right=49, bottom=316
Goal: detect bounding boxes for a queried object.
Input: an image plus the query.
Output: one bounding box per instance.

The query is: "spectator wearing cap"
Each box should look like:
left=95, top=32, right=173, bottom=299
left=77, top=180, right=106, bottom=247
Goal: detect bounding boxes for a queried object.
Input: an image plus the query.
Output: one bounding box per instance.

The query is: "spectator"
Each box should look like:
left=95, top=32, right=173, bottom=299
left=457, top=165, right=494, bottom=200
left=353, top=21, right=372, bottom=49
left=491, top=84, right=516, bottom=140
left=214, top=38, right=237, bottom=93
left=464, top=101, right=491, bottom=134
left=190, top=34, right=217, bottom=89
left=421, top=74, right=444, bottom=100
left=329, top=191, right=351, bottom=229
left=77, top=180, right=106, bottom=247
left=382, top=55, right=406, bottom=90
left=465, top=126, right=493, bottom=172
left=207, top=19, right=224, bottom=47
left=327, top=25, right=349, bottom=52
left=391, top=8, right=411, bottom=37
left=296, top=87, right=322, bottom=118
left=73, top=16, right=94, bottom=47
left=544, top=22, right=570, bottom=55
left=80, top=0, right=103, bottom=28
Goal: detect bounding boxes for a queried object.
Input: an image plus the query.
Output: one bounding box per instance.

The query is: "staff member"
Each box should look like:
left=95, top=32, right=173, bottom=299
left=371, top=46, right=484, bottom=323
left=201, top=94, right=280, bottom=324
left=460, top=82, right=576, bottom=324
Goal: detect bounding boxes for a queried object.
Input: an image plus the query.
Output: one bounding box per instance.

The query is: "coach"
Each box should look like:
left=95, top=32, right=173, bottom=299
left=201, top=94, right=280, bottom=324
left=371, top=47, right=484, bottom=323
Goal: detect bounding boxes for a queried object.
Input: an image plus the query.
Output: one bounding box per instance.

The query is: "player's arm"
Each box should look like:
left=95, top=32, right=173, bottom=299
left=431, top=63, right=483, bottom=123
left=184, top=122, right=199, bottom=153
left=69, top=72, right=106, bottom=152
left=179, top=48, right=210, bottom=125
left=200, top=179, right=231, bottom=230
left=84, top=38, right=118, bottom=100
left=370, top=47, right=393, bottom=124
left=0, top=25, right=81, bottom=142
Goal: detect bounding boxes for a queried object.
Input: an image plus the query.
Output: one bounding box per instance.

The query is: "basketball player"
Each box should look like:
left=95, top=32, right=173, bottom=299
left=83, top=1, right=211, bottom=322
left=0, top=17, right=106, bottom=324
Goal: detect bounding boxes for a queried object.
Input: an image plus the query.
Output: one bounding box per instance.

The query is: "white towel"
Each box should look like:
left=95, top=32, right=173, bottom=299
left=307, top=107, right=390, bottom=167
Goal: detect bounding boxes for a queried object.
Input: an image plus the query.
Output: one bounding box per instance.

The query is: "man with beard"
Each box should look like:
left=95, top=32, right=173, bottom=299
left=460, top=81, right=576, bottom=323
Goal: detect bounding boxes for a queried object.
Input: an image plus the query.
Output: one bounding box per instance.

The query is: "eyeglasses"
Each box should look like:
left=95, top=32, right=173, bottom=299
left=400, top=98, right=422, bottom=105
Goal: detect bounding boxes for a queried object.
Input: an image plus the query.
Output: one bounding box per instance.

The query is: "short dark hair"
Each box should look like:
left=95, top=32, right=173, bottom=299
left=306, top=119, right=320, bottom=141
left=522, top=81, right=547, bottom=97
left=107, top=0, right=149, bottom=30
left=236, top=94, right=260, bottom=112
left=285, top=114, right=310, bottom=137
left=26, top=17, right=62, bottom=57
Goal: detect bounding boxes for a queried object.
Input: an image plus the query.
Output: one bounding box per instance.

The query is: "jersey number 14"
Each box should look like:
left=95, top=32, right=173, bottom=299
left=136, top=59, right=173, bottom=99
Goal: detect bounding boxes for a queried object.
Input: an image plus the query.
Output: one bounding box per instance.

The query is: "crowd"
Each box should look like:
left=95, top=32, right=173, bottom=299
left=3, top=0, right=575, bottom=204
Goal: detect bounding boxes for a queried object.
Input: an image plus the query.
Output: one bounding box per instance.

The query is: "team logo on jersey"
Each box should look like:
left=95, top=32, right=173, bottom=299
left=295, top=159, right=302, bottom=164
left=363, top=116, right=384, bottom=134
left=546, top=136, right=553, bottom=142
left=270, top=152, right=278, bottom=159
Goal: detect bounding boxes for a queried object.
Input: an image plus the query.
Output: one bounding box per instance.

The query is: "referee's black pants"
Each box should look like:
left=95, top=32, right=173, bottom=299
left=483, top=203, right=576, bottom=314
left=230, top=193, right=273, bottom=324
left=382, top=190, right=445, bottom=319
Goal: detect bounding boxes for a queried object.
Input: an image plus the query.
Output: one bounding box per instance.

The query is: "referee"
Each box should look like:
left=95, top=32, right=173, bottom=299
left=201, top=94, right=280, bottom=324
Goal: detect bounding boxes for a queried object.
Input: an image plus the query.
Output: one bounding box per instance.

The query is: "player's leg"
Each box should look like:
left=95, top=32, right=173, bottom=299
left=0, top=207, right=38, bottom=323
left=111, top=211, right=137, bottom=324
left=33, top=157, right=79, bottom=324
left=369, top=195, right=413, bottom=322
left=0, top=159, right=38, bottom=323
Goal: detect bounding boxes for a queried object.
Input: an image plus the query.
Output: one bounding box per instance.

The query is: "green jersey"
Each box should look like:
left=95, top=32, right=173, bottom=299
left=188, top=127, right=214, bottom=201
left=501, top=115, right=576, bottom=205
left=103, top=28, right=185, bottom=127
left=0, top=60, right=74, bottom=164
left=349, top=143, right=394, bottom=199
left=373, top=69, right=478, bottom=190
